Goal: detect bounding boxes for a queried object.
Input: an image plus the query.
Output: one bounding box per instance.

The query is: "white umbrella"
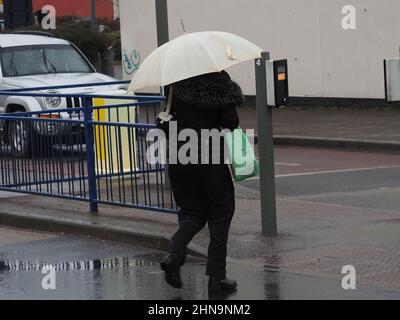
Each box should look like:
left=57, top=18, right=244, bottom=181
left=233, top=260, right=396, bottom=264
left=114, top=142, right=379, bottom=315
left=128, top=31, right=263, bottom=92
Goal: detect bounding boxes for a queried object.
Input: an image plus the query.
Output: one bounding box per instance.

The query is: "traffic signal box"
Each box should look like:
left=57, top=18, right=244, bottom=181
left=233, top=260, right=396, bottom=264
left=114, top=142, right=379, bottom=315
left=266, top=59, right=289, bottom=107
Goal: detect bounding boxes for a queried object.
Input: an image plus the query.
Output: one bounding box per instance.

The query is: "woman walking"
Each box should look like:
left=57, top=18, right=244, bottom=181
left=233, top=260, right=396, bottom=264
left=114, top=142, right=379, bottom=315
left=160, top=70, right=244, bottom=293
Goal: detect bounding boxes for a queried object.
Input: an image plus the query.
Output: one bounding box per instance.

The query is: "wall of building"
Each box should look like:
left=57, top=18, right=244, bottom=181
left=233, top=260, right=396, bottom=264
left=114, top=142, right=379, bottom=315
left=120, top=0, right=400, bottom=98
left=33, top=0, right=114, bottom=20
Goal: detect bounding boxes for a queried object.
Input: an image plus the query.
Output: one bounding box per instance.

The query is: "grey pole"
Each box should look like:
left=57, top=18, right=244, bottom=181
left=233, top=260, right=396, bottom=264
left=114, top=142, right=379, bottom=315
left=255, top=51, right=277, bottom=236
left=155, top=0, right=169, bottom=47
left=90, top=0, right=96, bottom=31
left=155, top=0, right=170, bottom=187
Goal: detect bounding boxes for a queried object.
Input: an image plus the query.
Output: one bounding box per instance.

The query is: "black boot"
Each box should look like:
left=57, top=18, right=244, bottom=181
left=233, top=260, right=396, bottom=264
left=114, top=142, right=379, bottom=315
left=0, top=260, right=10, bottom=272
left=160, top=254, right=182, bottom=289
left=208, top=277, right=237, bottom=293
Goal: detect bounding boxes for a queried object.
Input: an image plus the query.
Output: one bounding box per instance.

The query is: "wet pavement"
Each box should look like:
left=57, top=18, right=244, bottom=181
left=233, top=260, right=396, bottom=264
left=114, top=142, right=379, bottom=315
left=239, top=107, right=400, bottom=143
left=1, top=146, right=400, bottom=296
left=0, top=226, right=399, bottom=300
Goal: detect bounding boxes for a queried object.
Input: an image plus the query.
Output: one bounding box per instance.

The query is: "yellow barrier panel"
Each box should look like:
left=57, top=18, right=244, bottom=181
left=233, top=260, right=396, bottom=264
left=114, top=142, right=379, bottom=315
left=93, top=92, right=138, bottom=175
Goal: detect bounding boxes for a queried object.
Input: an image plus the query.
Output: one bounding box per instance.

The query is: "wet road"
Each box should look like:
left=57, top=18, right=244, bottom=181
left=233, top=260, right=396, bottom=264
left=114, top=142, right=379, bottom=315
left=1, top=146, right=400, bottom=299
left=0, top=226, right=399, bottom=300
left=247, top=146, right=400, bottom=212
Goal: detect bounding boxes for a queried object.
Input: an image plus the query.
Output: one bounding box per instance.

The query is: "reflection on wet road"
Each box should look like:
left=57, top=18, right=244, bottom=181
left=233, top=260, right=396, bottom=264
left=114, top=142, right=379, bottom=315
left=0, top=226, right=399, bottom=300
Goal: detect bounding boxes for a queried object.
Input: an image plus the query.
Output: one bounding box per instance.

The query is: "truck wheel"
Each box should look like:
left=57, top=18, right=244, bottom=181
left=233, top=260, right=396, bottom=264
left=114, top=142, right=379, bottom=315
left=8, top=113, right=31, bottom=158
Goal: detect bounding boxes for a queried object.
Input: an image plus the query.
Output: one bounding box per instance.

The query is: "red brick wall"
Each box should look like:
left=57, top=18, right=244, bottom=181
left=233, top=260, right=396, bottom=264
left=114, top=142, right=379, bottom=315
left=33, top=0, right=114, bottom=19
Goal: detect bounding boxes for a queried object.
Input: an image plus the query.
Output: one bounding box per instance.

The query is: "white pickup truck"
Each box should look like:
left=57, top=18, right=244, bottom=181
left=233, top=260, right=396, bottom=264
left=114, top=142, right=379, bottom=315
left=0, top=33, right=125, bottom=157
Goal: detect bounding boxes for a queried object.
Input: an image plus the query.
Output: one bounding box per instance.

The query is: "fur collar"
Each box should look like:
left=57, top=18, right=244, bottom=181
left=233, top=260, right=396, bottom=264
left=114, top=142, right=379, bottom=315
left=171, top=71, right=244, bottom=109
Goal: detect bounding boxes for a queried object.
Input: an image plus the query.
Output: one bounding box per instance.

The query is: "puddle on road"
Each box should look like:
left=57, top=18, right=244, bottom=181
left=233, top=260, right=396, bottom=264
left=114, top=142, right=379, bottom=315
left=0, top=256, right=157, bottom=272
left=0, top=252, right=204, bottom=273
left=0, top=253, right=213, bottom=300
left=0, top=253, right=398, bottom=300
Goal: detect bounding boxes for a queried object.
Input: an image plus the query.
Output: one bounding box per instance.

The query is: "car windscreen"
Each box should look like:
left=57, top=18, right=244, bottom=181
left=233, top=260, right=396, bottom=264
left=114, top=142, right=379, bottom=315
left=0, top=44, right=94, bottom=77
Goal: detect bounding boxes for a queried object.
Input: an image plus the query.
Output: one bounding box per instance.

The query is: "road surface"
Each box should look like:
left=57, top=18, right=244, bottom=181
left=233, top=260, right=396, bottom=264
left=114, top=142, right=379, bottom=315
left=247, top=146, right=400, bottom=212
left=0, top=225, right=399, bottom=300
left=1, top=146, right=400, bottom=299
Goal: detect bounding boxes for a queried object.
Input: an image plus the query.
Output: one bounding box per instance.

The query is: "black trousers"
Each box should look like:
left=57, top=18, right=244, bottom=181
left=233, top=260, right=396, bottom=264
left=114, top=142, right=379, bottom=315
left=168, top=164, right=235, bottom=279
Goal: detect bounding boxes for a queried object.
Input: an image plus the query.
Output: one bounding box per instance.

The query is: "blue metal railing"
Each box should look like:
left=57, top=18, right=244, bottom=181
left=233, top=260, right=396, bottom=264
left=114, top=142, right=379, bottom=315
left=0, top=82, right=177, bottom=214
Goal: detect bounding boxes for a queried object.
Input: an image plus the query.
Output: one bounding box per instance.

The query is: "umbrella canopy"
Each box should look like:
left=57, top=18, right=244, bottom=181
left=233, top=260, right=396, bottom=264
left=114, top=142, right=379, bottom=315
left=128, top=31, right=262, bottom=92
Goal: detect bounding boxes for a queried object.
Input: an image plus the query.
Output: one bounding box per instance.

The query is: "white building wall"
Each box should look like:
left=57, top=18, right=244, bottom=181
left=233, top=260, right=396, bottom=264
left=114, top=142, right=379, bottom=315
left=119, top=0, right=400, bottom=98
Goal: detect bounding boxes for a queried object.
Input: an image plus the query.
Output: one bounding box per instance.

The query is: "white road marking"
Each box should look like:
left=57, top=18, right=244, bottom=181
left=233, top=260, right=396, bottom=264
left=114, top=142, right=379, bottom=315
left=275, top=162, right=302, bottom=167
left=256, top=159, right=302, bottom=167
left=244, top=165, right=400, bottom=180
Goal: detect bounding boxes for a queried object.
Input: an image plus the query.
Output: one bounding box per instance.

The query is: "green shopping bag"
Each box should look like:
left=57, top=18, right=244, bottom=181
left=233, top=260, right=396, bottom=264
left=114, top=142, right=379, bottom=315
left=224, top=127, right=259, bottom=181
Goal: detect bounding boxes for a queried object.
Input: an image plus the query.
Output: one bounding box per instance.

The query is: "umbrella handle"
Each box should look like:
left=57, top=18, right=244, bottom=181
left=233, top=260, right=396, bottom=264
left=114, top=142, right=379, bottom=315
left=165, top=87, right=173, bottom=115
left=157, top=87, right=173, bottom=123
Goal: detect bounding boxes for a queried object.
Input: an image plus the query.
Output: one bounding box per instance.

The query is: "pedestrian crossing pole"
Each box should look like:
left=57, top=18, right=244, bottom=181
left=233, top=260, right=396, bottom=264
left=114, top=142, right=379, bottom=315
left=255, top=52, right=278, bottom=236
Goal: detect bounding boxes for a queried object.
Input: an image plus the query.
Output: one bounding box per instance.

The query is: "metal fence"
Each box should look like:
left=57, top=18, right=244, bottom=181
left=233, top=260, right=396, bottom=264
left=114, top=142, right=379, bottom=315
left=0, top=82, right=177, bottom=214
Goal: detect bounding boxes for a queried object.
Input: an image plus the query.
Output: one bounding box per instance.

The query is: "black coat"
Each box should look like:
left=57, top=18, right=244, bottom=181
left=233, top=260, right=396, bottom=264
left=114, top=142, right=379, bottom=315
left=170, top=71, right=243, bottom=132
left=166, top=71, right=244, bottom=164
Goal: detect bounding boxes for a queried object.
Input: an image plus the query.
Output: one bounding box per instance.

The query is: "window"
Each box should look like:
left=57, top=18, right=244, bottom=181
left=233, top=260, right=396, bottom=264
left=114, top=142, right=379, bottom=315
left=0, top=44, right=94, bottom=77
